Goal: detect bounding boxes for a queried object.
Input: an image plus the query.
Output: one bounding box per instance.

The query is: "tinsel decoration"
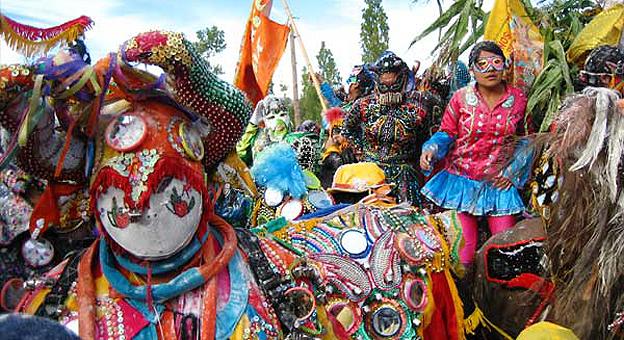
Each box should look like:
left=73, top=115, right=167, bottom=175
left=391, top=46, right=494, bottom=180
left=0, top=14, right=93, bottom=56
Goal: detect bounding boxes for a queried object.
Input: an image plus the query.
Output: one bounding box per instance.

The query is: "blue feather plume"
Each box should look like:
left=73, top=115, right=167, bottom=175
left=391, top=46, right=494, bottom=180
left=251, top=143, right=307, bottom=199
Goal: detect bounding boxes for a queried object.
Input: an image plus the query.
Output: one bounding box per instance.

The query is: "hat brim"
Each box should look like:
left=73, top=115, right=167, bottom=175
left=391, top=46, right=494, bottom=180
left=326, top=183, right=394, bottom=194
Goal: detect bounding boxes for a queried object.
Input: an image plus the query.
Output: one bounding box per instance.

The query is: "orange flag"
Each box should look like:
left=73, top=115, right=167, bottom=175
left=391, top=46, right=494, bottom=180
left=234, top=0, right=290, bottom=105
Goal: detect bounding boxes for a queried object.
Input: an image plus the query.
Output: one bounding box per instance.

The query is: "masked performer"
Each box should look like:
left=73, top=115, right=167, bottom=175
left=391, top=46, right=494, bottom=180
left=320, top=65, right=376, bottom=111
left=236, top=95, right=292, bottom=166
left=344, top=52, right=433, bottom=205
left=15, top=30, right=281, bottom=339
left=420, top=41, right=533, bottom=267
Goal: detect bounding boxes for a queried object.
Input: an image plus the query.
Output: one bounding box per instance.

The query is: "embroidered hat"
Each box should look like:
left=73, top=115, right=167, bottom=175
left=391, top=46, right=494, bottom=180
left=327, top=162, right=389, bottom=193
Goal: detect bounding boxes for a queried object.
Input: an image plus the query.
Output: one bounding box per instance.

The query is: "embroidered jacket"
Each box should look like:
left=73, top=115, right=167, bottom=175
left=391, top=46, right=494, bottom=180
left=432, top=84, right=528, bottom=181
left=344, top=93, right=431, bottom=165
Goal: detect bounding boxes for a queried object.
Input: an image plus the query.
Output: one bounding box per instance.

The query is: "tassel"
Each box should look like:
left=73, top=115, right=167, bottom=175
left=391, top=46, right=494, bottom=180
left=464, top=307, right=485, bottom=334
left=0, top=14, right=93, bottom=57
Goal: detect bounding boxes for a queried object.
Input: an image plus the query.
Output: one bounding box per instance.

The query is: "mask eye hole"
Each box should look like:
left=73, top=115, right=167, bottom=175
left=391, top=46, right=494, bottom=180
left=156, top=177, right=173, bottom=193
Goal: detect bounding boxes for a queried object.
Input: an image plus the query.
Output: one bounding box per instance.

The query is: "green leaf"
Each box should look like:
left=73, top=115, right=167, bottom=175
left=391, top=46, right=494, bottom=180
left=410, top=0, right=466, bottom=46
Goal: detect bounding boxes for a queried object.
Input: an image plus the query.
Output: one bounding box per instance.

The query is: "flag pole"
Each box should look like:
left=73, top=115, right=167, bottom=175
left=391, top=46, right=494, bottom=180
left=279, top=0, right=328, bottom=112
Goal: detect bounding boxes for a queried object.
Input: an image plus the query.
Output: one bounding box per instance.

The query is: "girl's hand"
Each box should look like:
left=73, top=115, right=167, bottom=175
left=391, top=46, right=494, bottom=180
left=492, top=176, right=513, bottom=190
left=420, top=150, right=435, bottom=171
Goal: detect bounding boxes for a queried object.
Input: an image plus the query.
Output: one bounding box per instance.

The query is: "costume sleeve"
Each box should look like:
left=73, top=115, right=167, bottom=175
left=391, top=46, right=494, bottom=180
left=502, top=137, right=535, bottom=188
left=439, top=91, right=462, bottom=138
left=320, top=82, right=342, bottom=108
left=343, top=99, right=363, bottom=147
left=236, top=123, right=259, bottom=165
left=422, top=132, right=455, bottom=161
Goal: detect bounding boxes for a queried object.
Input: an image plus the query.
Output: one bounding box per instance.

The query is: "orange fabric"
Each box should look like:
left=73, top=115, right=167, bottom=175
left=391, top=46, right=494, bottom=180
left=234, top=0, right=290, bottom=105
left=77, top=240, right=99, bottom=340
left=159, top=310, right=177, bottom=340
left=201, top=235, right=218, bottom=340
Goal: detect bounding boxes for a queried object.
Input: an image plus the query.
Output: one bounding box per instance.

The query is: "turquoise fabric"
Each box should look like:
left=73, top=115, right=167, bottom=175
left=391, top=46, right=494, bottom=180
left=422, top=170, right=525, bottom=216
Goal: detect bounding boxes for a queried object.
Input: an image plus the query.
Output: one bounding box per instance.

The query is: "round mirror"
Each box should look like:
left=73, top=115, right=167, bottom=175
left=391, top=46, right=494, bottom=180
left=327, top=300, right=361, bottom=335
left=105, top=114, right=147, bottom=152
left=340, top=229, right=369, bottom=258
left=264, top=187, right=284, bottom=207
left=285, top=287, right=316, bottom=320
left=371, top=306, right=402, bottom=337
left=403, top=277, right=428, bottom=311
left=279, top=199, right=304, bottom=221
left=179, top=122, right=205, bottom=161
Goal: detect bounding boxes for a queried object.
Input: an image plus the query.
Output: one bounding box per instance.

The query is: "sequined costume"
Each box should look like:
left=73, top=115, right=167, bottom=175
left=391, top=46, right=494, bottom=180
left=344, top=92, right=432, bottom=205
left=247, top=202, right=465, bottom=339
left=13, top=30, right=281, bottom=339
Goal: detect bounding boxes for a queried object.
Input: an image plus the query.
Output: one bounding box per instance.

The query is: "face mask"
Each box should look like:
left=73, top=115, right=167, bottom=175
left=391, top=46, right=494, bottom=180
left=264, top=110, right=290, bottom=131
left=97, top=177, right=202, bottom=260
left=473, top=56, right=505, bottom=73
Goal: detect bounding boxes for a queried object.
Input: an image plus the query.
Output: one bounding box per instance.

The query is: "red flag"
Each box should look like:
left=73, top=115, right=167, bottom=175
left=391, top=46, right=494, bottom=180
left=234, top=0, right=290, bottom=105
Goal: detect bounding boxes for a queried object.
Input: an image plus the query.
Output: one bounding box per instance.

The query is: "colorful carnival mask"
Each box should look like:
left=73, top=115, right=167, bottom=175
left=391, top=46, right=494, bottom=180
left=263, top=99, right=290, bottom=131
left=91, top=101, right=210, bottom=260
left=374, top=52, right=409, bottom=94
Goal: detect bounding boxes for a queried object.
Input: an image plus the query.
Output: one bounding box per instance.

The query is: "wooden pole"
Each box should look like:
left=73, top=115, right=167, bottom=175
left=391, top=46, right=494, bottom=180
left=289, top=30, right=302, bottom=127
left=279, top=0, right=328, bottom=112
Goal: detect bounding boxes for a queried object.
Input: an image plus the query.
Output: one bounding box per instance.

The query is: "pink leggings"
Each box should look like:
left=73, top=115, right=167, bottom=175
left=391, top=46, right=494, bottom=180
left=457, top=212, right=516, bottom=265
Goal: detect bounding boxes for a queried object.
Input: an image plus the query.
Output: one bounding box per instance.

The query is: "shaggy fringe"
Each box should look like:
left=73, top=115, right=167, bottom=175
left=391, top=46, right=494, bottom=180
left=541, top=87, right=624, bottom=339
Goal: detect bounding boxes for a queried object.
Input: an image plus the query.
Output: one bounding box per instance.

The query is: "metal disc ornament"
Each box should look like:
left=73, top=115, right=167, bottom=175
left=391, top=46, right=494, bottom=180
left=278, top=199, right=304, bottom=221
left=339, top=229, right=370, bottom=258
left=264, top=187, right=284, bottom=207
left=179, top=122, right=205, bottom=161
left=105, top=114, right=147, bottom=152
left=21, top=237, right=55, bottom=268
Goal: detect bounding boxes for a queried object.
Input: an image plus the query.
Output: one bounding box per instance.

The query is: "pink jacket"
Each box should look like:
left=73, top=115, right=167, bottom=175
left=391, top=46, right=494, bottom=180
left=440, top=84, right=528, bottom=180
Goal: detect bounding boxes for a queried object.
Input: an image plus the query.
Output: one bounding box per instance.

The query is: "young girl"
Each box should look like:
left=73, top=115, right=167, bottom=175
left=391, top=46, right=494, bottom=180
left=420, top=41, right=532, bottom=267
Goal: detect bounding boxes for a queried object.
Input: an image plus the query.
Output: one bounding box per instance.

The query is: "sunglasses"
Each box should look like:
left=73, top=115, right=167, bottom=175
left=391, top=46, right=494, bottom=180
left=473, top=56, right=505, bottom=73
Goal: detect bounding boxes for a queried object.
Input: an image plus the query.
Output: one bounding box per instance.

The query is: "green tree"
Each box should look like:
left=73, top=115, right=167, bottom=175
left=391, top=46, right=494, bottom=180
left=360, top=0, right=390, bottom=63
left=299, top=67, right=323, bottom=123
left=193, top=26, right=226, bottom=75
left=317, top=42, right=342, bottom=86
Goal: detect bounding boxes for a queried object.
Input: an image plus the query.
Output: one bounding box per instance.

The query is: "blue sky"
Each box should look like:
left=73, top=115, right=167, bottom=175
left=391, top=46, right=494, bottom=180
left=0, top=0, right=494, bottom=96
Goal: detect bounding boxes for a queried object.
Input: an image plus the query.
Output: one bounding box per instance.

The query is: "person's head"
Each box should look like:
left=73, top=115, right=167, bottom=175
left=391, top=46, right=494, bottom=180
left=372, top=52, right=410, bottom=105
left=297, top=120, right=320, bottom=134
left=346, top=64, right=375, bottom=102
left=468, top=41, right=507, bottom=89
left=579, top=45, right=624, bottom=92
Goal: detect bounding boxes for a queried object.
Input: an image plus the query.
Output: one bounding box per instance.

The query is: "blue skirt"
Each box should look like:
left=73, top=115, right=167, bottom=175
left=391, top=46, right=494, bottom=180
left=421, top=170, right=525, bottom=216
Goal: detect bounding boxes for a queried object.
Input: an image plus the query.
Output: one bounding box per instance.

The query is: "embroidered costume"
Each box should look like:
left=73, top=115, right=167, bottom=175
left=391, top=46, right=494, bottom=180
left=421, top=84, right=531, bottom=216
left=344, top=52, right=433, bottom=205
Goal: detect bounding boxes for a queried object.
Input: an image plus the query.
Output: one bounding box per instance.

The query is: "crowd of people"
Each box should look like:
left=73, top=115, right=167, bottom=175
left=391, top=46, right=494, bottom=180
left=0, top=9, right=623, bottom=340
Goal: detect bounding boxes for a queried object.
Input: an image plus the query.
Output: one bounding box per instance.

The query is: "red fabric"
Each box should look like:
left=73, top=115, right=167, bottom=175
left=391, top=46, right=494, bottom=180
left=1, top=14, right=92, bottom=40
left=423, top=272, right=461, bottom=340
left=440, top=84, right=528, bottom=180
left=29, top=182, right=82, bottom=235
left=234, top=0, right=290, bottom=105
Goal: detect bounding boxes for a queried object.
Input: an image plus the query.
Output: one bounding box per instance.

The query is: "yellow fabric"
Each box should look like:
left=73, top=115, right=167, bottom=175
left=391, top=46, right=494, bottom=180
left=484, top=0, right=543, bottom=92
left=467, top=305, right=514, bottom=340
left=567, top=4, right=624, bottom=65
left=327, top=162, right=386, bottom=193
left=230, top=314, right=251, bottom=339
left=18, top=74, right=43, bottom=147
left=517, top=321, right=580, bottom=340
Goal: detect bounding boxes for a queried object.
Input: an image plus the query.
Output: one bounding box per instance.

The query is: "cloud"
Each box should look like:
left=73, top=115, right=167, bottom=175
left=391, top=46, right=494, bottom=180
left=0, top=0, right=494, bottom=101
